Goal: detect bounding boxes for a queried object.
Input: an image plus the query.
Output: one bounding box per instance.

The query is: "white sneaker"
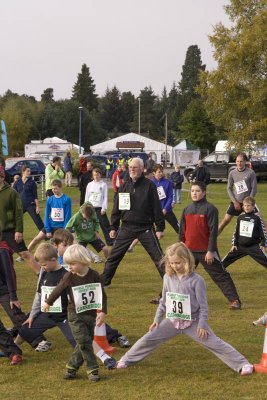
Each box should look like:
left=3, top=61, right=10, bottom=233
left=16, top=257, right=24, bottom=262
left=94, top=256, right=103, bottom=263
left=116, top=360, right=128, bottom=369
left=35, top=340, right=52, bottom=352
left=253, top=312, right=267, bottom=326
left=240, top=364, right=254, bottom=376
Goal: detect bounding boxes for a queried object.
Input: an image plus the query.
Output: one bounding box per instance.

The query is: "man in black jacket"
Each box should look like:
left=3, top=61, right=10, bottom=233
left=101, top=158, right=165, bottom=289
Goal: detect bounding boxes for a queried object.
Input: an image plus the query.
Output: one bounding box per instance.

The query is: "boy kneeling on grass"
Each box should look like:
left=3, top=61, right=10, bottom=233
left=43, top=244, right=107, bottom=382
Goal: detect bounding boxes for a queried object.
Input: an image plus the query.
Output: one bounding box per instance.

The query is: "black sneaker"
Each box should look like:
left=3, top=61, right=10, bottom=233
left=104, top=357, right=117, bottom=370
left=64, top=369, right=77, bottom=380
left=88, top=372, right=100, bottom=382
left=229, top=300, right=241, bottom=310
left=150, top=296, right=160, bottom=305
left=117, top=336, right=131, bottom=348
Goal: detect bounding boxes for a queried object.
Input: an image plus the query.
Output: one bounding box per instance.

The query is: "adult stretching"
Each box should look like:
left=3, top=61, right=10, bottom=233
left=218, top=153, right=257, bottom=234
left=101, top=158, right=165, bottom=288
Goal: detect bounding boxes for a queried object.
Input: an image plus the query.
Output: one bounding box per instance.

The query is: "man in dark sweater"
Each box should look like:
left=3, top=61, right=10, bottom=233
left=180, top=181, right=241, bottom=310
left=101, top=158, right=165, bottom=288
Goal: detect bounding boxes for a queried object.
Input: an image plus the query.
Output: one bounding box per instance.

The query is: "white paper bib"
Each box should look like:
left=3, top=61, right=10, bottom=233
left=51, top=208, right=64, bottom=222
left=157, top=186, right=166, bottom=200
left=88, top=192, right=102, bottom=207
left=166, top=292, right=191, bottom=320
left=234, top=180, right=248, bottom=194
left=118, top=193, right=131, bottom=210
left=72, top=283, right=102, bottom=314
left=240, top=220, right=254, bottom=237
left=41, top=286, right=62, bottom=313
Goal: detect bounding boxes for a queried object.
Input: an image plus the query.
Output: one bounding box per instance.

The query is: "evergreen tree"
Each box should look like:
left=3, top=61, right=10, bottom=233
left=120, top=91, right=135, bottom=132
left=176, top=45, right=206, bottom=118
left=100, top=86, right=124, bottom=133
left=72, top=64, right=98, bottom=111
left=41, top=88, right=54, bottom=103
left=130, top=86, right=162, bottom=140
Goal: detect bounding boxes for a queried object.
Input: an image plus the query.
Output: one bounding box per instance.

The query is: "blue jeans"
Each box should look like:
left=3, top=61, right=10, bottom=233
left=173, top=189, right=181, bottom=204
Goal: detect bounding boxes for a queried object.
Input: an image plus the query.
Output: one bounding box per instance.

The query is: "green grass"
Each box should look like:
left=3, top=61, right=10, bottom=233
left=1, top=182, right=267, bottom=400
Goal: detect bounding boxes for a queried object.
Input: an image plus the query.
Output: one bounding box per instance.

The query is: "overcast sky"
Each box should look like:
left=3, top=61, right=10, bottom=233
left=0, top=0, right=231, bottom=100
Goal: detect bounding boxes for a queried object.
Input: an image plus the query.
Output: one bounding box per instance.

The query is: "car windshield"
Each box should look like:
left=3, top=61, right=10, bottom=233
left=5, top=159, right=20, bottom=168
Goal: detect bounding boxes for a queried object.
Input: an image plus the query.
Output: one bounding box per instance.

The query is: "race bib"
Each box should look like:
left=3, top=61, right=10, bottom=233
left=72, top=283, right=102, bottom=314
left=41, top=286, right=62, bottom=313
left=166, top=292, right=191, bottom=320
left=240, top=220, right=254, bottom=237
left=119, top=193, right=131, bottom=210
left=88, top=192, right=101, bottom=207
left=157, top=186, right=166, bottom=200
left=234, top=180, right=248, bottom=194
left=51, top=207, right=64, bottom=222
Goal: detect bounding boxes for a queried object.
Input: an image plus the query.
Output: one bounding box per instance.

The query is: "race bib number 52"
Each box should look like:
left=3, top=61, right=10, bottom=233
left=72, top=283, right=102, bottom=314
left=166, top=292, right=191, bottom=320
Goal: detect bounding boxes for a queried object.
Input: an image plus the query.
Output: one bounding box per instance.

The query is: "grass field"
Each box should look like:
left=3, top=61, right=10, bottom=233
left=1, top=182, right=267, bottom=400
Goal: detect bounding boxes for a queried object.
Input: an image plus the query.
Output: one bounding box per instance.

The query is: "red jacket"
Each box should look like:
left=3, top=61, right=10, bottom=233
left=112, top=170, right=123, bottom=192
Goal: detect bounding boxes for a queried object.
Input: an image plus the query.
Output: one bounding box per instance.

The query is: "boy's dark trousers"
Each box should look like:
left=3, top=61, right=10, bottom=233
left=67, top=311, right=98, bottom=373
left=0, top=319, right=22, bottom=357
left=0, top=294, right=28, bottom=329
left=193, top=251, right=241, bottom=302
left=223, top=245, right=267, bottom=269
left=94, top=207, right=114, bottom=246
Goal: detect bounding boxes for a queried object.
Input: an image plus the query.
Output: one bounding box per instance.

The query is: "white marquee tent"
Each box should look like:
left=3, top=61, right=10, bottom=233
left=90, top=132, right=173, bottom=164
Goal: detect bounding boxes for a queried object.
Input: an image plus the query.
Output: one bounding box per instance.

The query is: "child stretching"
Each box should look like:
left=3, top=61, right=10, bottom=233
left=116, top=242, right=253, bottom=376
left=28, top=179, right=72, bottom=252
left=66, top=202, right=109, bottom=260
left=44, top=244, right=107, bottom=382
left=222, top=196, right=267, bottom=271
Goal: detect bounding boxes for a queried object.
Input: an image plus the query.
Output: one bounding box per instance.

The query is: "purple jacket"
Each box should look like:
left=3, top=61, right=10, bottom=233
left=152, top=177, right=174, bottom=213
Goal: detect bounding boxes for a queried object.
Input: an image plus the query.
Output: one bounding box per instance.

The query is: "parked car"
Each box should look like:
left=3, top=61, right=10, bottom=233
left=183, top=152, right=267, bottom=182
left=5, top=158, right=45, bottom=183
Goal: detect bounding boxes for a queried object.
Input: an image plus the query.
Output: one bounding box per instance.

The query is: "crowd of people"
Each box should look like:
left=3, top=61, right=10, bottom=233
left=0, top=150, right=266, bottom=382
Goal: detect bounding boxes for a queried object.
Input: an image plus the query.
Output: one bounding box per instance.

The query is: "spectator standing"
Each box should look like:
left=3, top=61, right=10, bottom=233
left=63, top=152, right=73, bottom=187
left=145, top=153, right=155, bottom=172
left=111, top=164, right=123, bottom=198
left=105, top=157, right=114, bottom=180
left=45, top=156, right=64, bottom=197
left=190, top=160, right=210, bottom=185
left=170, top=164, right=184, bottom=205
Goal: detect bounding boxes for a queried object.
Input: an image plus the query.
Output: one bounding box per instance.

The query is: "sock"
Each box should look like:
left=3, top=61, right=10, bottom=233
left=96, top=349, right=110, bottom=364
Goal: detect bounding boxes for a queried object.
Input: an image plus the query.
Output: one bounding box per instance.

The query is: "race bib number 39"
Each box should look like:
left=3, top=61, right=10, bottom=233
left=41, top=286, right=62, bottom=313
left=72, top=283, right=102, bottom=314
left=166, top=292, right=191, bottom=320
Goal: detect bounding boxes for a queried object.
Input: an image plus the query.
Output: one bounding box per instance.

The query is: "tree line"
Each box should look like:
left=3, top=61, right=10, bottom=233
left=0, top=0, right=266, bottom=156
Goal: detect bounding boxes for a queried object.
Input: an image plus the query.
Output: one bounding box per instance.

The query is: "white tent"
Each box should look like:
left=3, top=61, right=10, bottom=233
left=90, top=132, right=173, bottom=164
left=173, top=140, right=200, bottom=166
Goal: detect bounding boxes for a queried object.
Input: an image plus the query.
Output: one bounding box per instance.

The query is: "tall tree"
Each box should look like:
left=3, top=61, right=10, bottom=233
left=198, top=0, right=267, bottom=149
left=41, top=88, right=54, bottom=103
left=178, top=98, right=217, bottom=151
left=120, top=91, right=135, bottom=132
left=100, top=86, right=124, bottom=133
left=72, top=64, right=98, bottom=111
left=131, top=86, right=162, bottom=140
left=177, top=45, right=206, bottom=117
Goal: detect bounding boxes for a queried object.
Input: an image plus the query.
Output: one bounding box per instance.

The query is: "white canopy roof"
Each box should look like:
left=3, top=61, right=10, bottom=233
left=90, top=132, right=173, bottom=163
